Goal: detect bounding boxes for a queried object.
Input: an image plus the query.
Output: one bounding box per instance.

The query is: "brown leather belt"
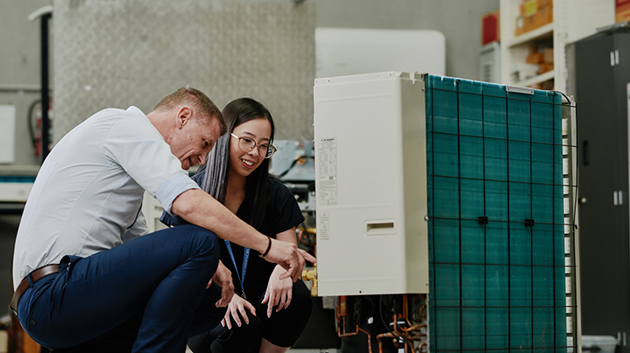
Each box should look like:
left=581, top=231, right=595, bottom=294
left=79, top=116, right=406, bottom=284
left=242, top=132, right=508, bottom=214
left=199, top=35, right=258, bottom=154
left=9, top=264, right=59, bottom=317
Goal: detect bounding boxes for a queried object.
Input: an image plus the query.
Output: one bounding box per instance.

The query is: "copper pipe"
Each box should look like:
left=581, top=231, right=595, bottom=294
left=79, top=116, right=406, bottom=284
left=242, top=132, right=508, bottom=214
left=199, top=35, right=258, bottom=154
left=336, top=295, right=347, bottom=323
left=413, top=304, right=426, bottom=319
left=412, top=294, right=422, bottom=304
left=403, top=294, right=408, bottom=321
left=401, top=315, right=427, bottom=333
left=392, top=314, right=402, bottom=336
left=394, top=314, right=426, bottom=351
left=401, top=324, right=427, bottom=333
left=357, top=327, right=374, bottom=353
left=337, top=320, right=373, bottom=353
left=376, top=332, right=396, bottom=353
left=391, top=314, right=410, bottom=345
left=335, top=297, right=343, bottom=338
left=338, top=296, right=348, bottom=316
left=338, top=317, right=357, bottom=337
left=403, top=314, right=413, bottom=330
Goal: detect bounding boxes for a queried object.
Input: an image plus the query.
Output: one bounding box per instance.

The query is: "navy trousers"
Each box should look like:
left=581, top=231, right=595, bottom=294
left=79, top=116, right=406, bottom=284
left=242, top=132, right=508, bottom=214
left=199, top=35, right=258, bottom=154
left=16, top=224, right=226, bottom=353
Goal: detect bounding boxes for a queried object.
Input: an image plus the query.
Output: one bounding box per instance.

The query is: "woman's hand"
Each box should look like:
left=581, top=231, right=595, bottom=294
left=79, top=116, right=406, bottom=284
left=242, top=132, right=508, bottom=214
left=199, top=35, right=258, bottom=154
left=221, top=294, right=256, bottom=329
left=262, top=264, right=294, bottom=318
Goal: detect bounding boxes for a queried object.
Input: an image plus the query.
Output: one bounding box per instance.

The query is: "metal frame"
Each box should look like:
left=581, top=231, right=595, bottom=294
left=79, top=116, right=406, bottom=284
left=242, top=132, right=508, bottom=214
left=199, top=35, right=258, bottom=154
left=562, top=94, right=581, bottom=353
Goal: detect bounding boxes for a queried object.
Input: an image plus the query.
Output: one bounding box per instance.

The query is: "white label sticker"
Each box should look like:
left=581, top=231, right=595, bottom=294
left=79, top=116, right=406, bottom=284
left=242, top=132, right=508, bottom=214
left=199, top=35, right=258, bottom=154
left=318, top=137, right=338, bottom=206
left=319, top=211, right=330, bottom=241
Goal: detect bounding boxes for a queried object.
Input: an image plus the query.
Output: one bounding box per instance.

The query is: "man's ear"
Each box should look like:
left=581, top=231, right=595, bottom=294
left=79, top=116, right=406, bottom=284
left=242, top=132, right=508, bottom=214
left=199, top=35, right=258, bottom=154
left=176, top=106, right=193, bottom=128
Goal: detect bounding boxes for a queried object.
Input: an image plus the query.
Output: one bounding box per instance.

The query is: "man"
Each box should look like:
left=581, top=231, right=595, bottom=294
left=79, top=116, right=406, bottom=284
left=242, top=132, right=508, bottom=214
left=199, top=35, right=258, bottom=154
left=10, top=86, right=315, bottom=353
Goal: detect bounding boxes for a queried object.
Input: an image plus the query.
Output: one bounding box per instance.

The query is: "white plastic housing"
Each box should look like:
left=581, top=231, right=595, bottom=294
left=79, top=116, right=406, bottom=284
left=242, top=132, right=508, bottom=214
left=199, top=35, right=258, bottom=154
left=314, top=72, right=429, bottom=296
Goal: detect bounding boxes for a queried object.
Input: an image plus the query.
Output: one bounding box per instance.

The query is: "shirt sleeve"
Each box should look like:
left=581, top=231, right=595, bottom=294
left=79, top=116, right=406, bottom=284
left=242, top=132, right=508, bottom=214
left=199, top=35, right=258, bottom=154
left=270, top=179, right=305, bottom=235
left=102, top=107, right=199, bottom=215
left=160, top=166, right=206, bottom=227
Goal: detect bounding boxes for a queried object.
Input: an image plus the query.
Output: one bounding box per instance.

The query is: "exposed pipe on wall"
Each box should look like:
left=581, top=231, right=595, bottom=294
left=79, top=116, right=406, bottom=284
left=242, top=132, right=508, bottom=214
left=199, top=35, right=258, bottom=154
left=29, top=5, right=53, bottom=164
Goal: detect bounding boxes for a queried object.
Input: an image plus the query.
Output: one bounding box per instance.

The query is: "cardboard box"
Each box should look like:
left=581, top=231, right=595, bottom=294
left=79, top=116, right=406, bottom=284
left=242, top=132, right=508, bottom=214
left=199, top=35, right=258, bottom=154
left=544, top=47, right=554, bottom=63
left=539, top=62, right=554, bottom=74
left=515, top=0, right=553, bottom=37
left=526, top=45, right=543, bottom=63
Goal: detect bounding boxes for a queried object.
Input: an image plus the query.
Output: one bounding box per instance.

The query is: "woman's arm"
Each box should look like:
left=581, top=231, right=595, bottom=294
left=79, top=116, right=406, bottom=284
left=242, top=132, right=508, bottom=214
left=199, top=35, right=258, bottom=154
left=262, top=227, right=299, bottom=317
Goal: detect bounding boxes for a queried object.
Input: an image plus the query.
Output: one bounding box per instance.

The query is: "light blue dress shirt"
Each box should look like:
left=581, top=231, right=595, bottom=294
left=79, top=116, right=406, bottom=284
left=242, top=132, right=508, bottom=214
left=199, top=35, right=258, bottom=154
left=12, top=106, right=199, bottom=288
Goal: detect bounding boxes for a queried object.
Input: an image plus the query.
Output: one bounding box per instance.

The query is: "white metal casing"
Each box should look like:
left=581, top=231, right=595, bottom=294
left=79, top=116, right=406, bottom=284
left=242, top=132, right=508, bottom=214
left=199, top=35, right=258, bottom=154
left=314, top=71, right=429, bottom=296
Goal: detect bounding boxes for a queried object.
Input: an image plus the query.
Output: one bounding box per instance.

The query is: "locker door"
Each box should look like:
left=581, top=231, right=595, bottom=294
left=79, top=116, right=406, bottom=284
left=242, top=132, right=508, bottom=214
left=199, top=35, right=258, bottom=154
left=575, top=32, right=625, bottom=340
left=613, top=30, right=630, bottom=351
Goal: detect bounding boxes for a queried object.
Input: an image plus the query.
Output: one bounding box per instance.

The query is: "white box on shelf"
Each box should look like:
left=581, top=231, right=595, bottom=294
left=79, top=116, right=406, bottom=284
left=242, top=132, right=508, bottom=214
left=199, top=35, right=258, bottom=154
left=316, top=28, right=445, bottom=78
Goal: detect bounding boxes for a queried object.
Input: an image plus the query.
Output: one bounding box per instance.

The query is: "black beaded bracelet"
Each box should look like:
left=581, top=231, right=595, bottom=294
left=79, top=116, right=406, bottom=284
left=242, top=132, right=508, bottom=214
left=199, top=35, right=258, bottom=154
left=259, top=236, right=272, bottom=258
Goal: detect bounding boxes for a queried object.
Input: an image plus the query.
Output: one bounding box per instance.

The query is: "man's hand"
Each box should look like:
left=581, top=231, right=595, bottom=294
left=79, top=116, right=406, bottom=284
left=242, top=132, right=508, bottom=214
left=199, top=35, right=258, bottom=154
left=262, top=239, right=316, bottom=282
left=209, top=260, right=234, bottom=307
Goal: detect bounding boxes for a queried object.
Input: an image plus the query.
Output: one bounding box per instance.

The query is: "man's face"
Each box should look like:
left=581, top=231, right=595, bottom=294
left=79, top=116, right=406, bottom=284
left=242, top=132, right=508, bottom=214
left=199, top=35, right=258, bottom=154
left=169, top=109, right=221, bottom=170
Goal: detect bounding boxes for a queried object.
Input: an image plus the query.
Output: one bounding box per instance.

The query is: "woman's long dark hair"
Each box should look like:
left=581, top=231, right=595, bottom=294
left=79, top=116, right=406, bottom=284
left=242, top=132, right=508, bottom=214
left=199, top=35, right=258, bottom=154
left=197, top=98, right=275, bottom=231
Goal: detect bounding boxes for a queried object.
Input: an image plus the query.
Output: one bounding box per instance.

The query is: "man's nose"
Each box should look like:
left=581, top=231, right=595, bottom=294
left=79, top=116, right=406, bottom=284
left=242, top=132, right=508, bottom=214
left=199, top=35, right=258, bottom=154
left=198, top=153, right=207, bottom=166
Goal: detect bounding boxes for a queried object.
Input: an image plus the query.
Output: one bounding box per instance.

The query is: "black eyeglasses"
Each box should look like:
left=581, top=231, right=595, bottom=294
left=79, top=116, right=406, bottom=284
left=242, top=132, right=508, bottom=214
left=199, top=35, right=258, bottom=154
left=230, top=133, right=277, bottom=159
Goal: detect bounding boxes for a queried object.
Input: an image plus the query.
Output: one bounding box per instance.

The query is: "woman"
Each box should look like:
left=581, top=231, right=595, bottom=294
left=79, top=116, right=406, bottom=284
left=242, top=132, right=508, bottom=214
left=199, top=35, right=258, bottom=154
left=161, top=97, right=312, bottom=353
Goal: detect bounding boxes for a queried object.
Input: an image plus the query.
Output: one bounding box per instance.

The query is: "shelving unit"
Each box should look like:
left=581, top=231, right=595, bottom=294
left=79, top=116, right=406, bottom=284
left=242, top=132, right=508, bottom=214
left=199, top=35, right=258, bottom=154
left=518, top=69, right=554, bottom=87
left=499, top=0, right=615, bottom=94
left=500, top=0, right=569, bottom=93
left=508, top=22, right=553, bottom=47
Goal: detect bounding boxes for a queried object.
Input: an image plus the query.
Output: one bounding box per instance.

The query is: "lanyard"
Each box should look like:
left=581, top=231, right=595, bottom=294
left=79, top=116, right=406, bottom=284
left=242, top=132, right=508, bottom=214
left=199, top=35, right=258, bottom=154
left=224, top=240, right=250, bottom=300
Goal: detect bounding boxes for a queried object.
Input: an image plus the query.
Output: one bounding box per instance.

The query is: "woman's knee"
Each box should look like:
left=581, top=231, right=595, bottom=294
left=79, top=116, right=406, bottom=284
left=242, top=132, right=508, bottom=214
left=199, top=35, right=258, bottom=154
left=260, top=281, right=313, bottom=347
left=291, top=280, right=314, bottom=314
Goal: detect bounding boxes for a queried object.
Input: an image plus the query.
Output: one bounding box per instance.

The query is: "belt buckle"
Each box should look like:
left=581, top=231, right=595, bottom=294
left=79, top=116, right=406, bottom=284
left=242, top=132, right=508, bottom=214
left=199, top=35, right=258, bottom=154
left=9, top=305, right=18, bottom=318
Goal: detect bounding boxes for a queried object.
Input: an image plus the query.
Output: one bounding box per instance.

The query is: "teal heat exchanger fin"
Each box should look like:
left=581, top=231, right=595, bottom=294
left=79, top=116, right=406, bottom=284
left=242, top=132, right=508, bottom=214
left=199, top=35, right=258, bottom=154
left=425, top=74, right=567, bottom=353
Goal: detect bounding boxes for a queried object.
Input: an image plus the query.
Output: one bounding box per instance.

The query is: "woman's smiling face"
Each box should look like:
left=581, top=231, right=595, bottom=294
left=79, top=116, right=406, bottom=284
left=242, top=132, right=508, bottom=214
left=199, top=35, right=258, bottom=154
left=228, top=117, right=272, bottom=179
